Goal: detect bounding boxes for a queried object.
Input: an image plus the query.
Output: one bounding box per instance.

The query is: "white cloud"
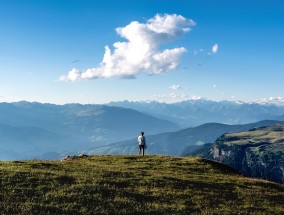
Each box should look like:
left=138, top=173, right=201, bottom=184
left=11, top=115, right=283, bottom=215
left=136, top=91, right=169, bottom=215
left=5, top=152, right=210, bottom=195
left=59, top=68, right=82, bottom=82
left=169, top=84, right=181, bottom=90
left=191, top=95, right=202, bottom=100
left=60, top=14, right=195, bottom=82
left=150, top=93, right=204, bottom=103
left=0, top=95, right=16, bottom=102
left=169, top=92, right=177, bottom=98
left=212, top=44, right=219, bottom=54
left=255, top=97, right=284, bottom=105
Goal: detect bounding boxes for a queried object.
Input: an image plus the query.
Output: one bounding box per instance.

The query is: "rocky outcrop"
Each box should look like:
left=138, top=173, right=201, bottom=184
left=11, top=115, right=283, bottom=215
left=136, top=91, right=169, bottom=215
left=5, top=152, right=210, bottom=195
left=207, top=124, right=284, bottom=183
left=62, top=154, right=89, bottom=161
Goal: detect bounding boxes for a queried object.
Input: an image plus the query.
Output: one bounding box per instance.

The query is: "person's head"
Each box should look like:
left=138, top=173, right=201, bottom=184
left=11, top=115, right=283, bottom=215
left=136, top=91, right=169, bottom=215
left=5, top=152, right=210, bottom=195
left=141, top=131, right=144, bottom=136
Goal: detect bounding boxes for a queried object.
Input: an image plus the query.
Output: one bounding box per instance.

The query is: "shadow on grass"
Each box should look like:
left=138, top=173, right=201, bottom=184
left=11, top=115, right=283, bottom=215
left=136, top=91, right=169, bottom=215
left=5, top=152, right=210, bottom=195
left=198, top=158, right=239, bottom=174
left=55, top=175, right=76, bottom=185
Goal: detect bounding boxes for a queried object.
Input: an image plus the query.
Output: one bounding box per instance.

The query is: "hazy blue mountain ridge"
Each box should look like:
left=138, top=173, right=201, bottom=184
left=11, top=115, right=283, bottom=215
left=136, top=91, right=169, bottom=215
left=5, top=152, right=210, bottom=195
left=87, top=120, right=284, bottom=156
left=0, top=123, right=74, bottom=160
left=1, top=100, right=284, bottom=160
left=108, top=100, right=284, bottom=127
left=0, top=102, right=179, bottom=160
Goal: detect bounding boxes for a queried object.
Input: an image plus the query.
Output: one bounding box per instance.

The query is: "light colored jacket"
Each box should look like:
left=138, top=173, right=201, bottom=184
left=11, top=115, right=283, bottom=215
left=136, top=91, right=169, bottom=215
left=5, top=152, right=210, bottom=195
left=137, top=135, right=146, bottom=146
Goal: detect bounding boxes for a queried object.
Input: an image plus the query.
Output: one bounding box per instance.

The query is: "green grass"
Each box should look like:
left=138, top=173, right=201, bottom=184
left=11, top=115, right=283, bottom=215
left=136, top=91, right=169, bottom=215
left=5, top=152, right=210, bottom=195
left=224, top=124, right=284, bottom=145
left=0, top=155, right=283, bottom=214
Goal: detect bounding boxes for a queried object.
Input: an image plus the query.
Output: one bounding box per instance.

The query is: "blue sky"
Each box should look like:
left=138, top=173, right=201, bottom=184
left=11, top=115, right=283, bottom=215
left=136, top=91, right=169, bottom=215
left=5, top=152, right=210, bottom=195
left=0, top=0, right=283, bottom=104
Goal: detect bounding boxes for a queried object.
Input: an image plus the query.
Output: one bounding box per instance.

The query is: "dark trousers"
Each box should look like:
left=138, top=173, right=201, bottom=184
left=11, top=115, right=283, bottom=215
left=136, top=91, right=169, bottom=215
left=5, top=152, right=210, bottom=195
left=139, top=145, right=145, bottom=156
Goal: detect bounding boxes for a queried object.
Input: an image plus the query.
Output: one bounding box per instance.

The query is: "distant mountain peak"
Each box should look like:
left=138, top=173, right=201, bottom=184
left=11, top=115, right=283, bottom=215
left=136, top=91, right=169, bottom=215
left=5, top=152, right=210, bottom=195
left=109, top=98, right=284, bottom=106
left=255, top=97, right=284, bottom=106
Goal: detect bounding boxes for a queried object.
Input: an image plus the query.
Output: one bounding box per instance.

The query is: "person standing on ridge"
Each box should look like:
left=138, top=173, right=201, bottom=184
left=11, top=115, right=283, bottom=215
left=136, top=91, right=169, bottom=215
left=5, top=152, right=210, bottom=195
left=137, top=131, right=146, bottom=156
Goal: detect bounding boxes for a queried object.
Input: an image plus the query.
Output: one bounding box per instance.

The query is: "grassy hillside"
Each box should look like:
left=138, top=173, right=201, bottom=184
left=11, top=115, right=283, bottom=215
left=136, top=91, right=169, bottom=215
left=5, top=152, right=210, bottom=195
left=223, top=124, right=284, bottom=145
left=0, top=155, right=283, bottom=214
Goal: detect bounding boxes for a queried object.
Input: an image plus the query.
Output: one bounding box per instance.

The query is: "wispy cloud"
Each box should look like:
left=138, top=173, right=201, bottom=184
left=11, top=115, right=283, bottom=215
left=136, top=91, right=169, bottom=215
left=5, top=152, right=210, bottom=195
left=72, top=60, right=80, bottom=64
left=60, top=14, right=195, bottom=82
left=0, top=95, right=13, bottom=102
left=193, top=48, right=203, bottom=55
left=169, top=84, right=181, bottom=90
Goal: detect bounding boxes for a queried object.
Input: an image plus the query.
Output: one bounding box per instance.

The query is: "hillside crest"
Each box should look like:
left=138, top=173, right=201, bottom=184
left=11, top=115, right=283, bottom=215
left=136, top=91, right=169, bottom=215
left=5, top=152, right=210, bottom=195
left=0, top=155, right=283, bottom=214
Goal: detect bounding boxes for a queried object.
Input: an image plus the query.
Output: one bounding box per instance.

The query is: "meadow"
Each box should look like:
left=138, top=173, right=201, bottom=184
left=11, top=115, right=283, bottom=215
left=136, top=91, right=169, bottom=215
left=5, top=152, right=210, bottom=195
left=0, top=155, right=283, bottom=214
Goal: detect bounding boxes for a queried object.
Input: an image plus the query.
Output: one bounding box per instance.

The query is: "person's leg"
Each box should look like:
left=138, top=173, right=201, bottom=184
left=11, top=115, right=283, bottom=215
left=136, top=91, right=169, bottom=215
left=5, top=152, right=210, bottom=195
left=138, top=145, right=141, bottom=156
left=142, top=145, right=145, bottom=156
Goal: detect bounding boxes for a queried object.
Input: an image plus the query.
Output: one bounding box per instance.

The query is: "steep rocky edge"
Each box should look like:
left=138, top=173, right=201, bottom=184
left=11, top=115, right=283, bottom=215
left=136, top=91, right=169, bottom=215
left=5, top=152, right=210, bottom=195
left=205, top=124, right=284, bottom=183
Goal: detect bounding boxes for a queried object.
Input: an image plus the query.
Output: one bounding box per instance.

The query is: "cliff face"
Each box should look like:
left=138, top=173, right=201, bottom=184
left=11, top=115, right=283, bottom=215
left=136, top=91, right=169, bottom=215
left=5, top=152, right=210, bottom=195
left=208, top=125, right=284, bottom=183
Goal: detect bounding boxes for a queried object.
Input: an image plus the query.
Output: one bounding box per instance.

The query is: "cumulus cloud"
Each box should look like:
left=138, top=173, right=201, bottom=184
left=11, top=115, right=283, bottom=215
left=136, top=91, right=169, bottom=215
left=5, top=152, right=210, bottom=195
left=169, top=84, right=181, bottom=90
left=60, top=14, right=195, bottom=82
left=212, top=44, right=219, bottom=54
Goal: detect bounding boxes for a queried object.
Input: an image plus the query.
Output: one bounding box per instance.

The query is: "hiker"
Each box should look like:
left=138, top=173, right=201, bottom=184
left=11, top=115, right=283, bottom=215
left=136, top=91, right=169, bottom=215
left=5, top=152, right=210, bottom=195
left=137, top=131, right=146, bottom=156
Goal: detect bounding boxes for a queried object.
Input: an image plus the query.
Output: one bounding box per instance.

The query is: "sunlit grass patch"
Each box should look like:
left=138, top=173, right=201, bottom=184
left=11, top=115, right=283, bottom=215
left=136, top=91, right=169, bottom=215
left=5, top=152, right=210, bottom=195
left=0, top=155, right=283, bottom=214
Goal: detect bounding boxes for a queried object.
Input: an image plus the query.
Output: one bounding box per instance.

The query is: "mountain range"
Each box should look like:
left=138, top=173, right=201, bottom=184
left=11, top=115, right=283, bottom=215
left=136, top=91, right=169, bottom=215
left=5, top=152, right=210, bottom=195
left=0, top=101, right=178, bottom=160
left=1, top=99, right=284, bottom=160
left=86, top=120, right=284, bottom=156
left=108, top=99, right=284, bottom=127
